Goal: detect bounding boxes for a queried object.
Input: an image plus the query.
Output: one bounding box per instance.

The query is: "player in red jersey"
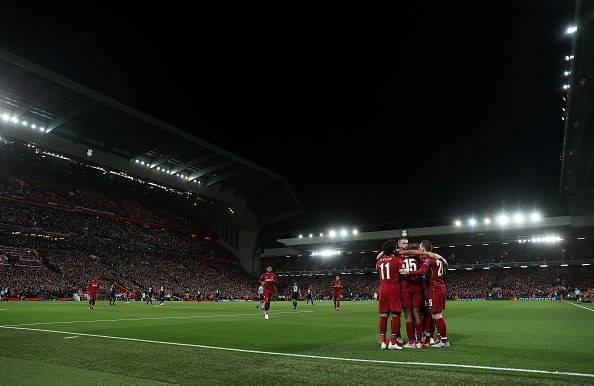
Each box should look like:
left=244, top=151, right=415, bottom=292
left=376, top=239, right=405, bottom=350
left=401, top=240, right=450, bottom=347
left=258, top=266, right=278, bottom=320
left=331, top=276, right=342, bottom=312
left=87, top=278, right=100, bottom=310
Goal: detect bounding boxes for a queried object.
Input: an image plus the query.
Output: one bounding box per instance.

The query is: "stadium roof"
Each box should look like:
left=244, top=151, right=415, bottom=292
left=560, top=0, right=594, bottom=203
left=0, top=48, right=302, bottom=225
left=266, top=214, right=594, bottom=256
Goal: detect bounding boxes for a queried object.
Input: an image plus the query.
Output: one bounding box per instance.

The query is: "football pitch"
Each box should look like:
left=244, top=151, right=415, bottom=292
left=0, top=300, right=593, bottom=385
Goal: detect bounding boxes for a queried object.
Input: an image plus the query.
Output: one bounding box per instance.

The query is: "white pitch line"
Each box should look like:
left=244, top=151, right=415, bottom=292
left=64, top=335, right=79, bottom=339
left=562, top=300, right=594, bottom=312
left=1, top=310, right=313, bottom=327
left=0, top=325, right=593, bottom=379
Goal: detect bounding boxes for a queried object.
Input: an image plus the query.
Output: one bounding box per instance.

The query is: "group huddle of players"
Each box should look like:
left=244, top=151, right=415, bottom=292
left=258, top=235, right=449, bottom=350
left=375, top=236, right=449, bottom=349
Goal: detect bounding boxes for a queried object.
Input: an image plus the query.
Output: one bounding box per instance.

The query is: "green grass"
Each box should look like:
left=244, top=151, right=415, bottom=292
left=0, top=300, right=593, bottom=385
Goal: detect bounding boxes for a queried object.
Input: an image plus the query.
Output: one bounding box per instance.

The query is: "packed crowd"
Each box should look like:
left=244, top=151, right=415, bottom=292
left=0, top=143, right=257, bottom=300
left=0, top=232, right=255, bottom=300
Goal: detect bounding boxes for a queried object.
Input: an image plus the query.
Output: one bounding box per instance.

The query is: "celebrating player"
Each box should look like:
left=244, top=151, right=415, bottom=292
left=331, top=276, right=342, bottom=312
left=258, top=266, right=278, bottom=320
left=376, top=239, right=404, bottom=350
left=400, top=240, right=450, bottom=347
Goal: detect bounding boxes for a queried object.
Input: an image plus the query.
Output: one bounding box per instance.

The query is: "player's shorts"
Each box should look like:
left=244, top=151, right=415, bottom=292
left=263, top=290, right=273, bottom=300
left=378, top=290, right=402, bottom=314
left=333, top=291, right=341, bottom=300
left=402, top=285, right=423, bottom=308
left=259, top=293, right=264, bottom=300
left=306, top=294, right=312, bottom=300
left=292, top=292, right=299, bottom=300
left=428, top=286, right=446, bottom=314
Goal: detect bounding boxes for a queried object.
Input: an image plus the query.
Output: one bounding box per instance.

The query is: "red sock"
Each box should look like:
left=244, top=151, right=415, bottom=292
left=435, top=318, right=447, bottom=340
left=265, top=302, right=269, bottom=312
left=379, top=316, right=388, bottom=339
left=415, top=323, right=423, bottom=342
left=391, top=317, right=400, bottom=342
left=423, top=314, right=431, bottom=335
left=406, top=322, right=415, bottom=341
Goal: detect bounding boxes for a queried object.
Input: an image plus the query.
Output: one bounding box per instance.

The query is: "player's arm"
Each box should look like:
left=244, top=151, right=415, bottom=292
left=375, top=251, right=384, bottom=260
left=430, top=252, right=448, bottom=266
left=397, top=249, right=430, bottom=256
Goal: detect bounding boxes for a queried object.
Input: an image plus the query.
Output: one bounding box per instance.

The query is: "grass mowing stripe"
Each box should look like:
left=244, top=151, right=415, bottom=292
left=2, top=325, right=593, bottom=380
left=2, top=310, right=313, bottom=327
left=562, top=300, right=594, bottom=312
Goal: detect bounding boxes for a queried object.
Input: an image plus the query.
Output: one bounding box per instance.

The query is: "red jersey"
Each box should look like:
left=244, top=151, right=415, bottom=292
left=398, top=252, right=424, bottom=290
left=331, top=280, right=342, bottom=292
left=376, top=254, right=404, bottom=292
left=259, top=273, right=278, bottom=293
left=409, top=256, right=446, bottom=288
left=88, top=280, right=99, bottom=296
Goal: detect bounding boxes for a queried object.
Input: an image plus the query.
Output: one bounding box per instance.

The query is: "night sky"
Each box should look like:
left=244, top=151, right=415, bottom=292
left=0, top=2, right=575, bottom=234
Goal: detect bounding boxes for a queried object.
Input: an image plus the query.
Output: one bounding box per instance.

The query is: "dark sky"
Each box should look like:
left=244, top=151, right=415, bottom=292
left=0, top=2, right=575, bottom=234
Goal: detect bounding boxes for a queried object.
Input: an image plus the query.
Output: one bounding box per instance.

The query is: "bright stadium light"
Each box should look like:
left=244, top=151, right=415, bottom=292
left=563, top=84, right=570, bottom=90
left=564, top=71, right=571, bottom=76
left=329, top=230, right=336, bottom=238
left=31, top=124, right=36, bottom=129
left=309, top=233, right=313, bottom=238
left=565, top=56, right=570, bottom=61
left=352, top=229, right=358, bottom=235
left=22, top=121, right=28, bottom=126
left=340, top=229, right=348, bottom=237
left=454, top=220, right=461, bottom=227
left=566, top=26, right=577, bottom=34
left=520, top=265, right=528, bottom=268
left=2, top=114, right=9, bottom=121
left=484, top=218, right=491, bottom=224
left=530, top=212, right=541, bottom=222
left=560, top=264, right=569, bottom=267
left=497, top=214, right=509, bottom=225
left=513, top=213, right=525, bottom=224
left=468, top=218, right=477, bottom=226
left=319, top=233, right=324, bottom=237
left=298, top=234, right=303, bottom=238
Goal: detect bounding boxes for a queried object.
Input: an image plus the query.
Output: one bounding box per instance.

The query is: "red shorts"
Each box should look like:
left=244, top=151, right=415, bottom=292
left=378, top=290, right=402, bottom=314
left=428, top=286, right=446, bottom=314
left=402, top=285, right=423, bottom=308
left=333, top=291, right=341, bottom=300
left=263, top=290, right=273, bottom=300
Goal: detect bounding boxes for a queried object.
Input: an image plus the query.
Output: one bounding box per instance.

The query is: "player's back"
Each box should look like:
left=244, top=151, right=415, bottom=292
left=376, top=255, right=402, bottom=291
left=424, top=256, right=446, bottom=288
left=399, top=253, right=423, bottom=288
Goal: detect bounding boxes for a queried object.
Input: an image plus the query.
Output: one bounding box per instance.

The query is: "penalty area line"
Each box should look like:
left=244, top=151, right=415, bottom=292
left=0, top=325, right=593, bottom=379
